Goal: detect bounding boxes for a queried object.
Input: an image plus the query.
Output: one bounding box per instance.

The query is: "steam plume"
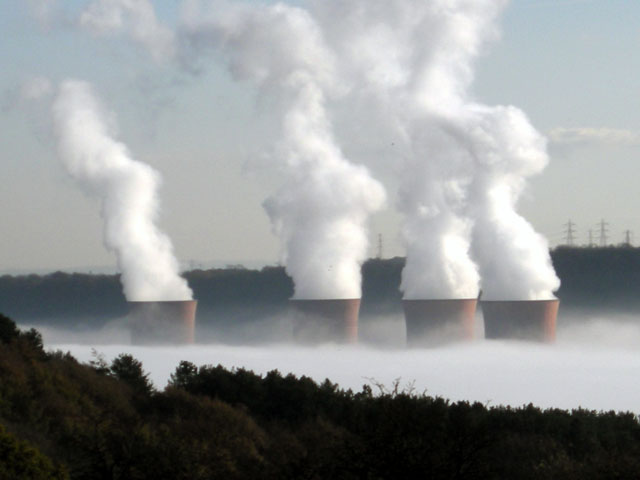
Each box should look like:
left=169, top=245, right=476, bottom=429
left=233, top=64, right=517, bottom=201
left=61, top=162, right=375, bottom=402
left=312, top=0, right=558, bottom=300
left=312, top=0, right=496, bottom=299
left=181, top=2, right=385, bottom=299
left=52, top=79, right=192, bottom=301
left=463, top=105, right=560, bottom=300
left=79, top=0, right=175, bottom=61
left=397, top=115, right=480, bottom=300
left=53, top=0, right=558, bottom=300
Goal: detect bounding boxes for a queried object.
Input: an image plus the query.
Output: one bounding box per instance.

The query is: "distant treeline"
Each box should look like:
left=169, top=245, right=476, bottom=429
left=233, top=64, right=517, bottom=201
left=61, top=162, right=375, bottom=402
left=2, top=246, right=640, bottom=329
left=2, top=312, right=640, bottom=479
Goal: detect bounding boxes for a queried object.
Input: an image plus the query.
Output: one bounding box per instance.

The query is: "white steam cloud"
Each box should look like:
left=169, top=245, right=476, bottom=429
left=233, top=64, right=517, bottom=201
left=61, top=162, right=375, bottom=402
left=52, top=79, right=192, bottom=301
left=79, top=0, right=175, bottom=61
left=308, top=0, right=497, bottom=300
left=313, top=0, right=558, bottom=300
left=464, top=105, right=560, bottom=300
left=47, top=0, right=559, bottom=301
left=181, top=1, right=385, bottom=299
left=397, top=115, right=480, bottom=299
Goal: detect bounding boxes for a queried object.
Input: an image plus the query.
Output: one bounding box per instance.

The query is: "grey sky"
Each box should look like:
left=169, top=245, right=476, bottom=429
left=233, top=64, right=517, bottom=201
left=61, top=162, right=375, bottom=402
left=1, top=0, right=639, bottom=274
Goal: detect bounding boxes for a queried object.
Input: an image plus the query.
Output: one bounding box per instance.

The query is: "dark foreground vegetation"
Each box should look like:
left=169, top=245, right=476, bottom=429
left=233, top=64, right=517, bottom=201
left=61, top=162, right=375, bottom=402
left=3, top=246, right=640, bottom=334
left=2, top=312, right=640, bottom=479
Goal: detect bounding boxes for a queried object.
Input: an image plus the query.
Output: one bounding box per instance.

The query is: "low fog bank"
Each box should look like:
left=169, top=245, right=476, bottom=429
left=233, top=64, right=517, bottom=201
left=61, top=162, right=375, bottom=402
left=33, top=309, right=640, bottom=348
left=31, top=310, right=411, bottom=347
left=39, top=311, right=640, bottom=414
left=49, top=341, right=640, bottom=414
left=557, top=311, right=640, bottom=349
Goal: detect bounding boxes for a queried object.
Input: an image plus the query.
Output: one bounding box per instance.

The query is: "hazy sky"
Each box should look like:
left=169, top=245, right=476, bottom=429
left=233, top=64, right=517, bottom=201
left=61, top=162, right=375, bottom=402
left=1, top=0, right=639, bottom=274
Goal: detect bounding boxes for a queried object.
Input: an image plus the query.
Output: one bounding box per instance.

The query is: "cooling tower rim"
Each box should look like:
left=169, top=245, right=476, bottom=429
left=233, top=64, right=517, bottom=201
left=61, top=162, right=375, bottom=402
left=480, top=298, right=559, bottom=303
left=403, top=298, right=478, bottom=302
left=289, top=298, right=361, bottom=302
left=127, top=299, right=197, bottom=305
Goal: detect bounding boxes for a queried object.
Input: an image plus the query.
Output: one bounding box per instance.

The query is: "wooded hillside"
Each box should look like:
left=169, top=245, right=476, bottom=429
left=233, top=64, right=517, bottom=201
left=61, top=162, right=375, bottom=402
left=1, top=312, right=640, bottom=479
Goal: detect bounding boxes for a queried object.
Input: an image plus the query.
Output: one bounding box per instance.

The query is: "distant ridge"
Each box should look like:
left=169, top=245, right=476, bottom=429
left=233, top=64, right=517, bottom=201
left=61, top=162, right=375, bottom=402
left=2, top=247, right=640, bottom=330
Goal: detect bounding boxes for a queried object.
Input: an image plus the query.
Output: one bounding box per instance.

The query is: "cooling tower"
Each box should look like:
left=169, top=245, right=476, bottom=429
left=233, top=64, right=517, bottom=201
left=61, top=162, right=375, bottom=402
left=403, top=299, right=477, bottom=346
left=290, top=299, right=360, bottom=344
left=481, top=299, right=559, bottom=342
left=128, top=300, right=197, bottom=345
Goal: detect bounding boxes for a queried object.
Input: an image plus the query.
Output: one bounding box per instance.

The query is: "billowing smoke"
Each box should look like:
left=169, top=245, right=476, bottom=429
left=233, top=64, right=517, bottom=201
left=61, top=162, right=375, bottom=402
left=52, top=79, right=192, bottom=301
left=312, top=0, right=558, bottom=301
left=180, top=1, right=385, bottom=299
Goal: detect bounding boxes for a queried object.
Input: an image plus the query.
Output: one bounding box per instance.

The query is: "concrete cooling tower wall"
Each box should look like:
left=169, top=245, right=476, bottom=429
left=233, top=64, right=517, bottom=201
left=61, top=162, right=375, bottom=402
left=128, top=300, right=197, bottom=345
left=481, top=299, right=559, bottom=342
left=289, top=299, right=360, bottom=344
left=403, top=299, right=477, bottom=347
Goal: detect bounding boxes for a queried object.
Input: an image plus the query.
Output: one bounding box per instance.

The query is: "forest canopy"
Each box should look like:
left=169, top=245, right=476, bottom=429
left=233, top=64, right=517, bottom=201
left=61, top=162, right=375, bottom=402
left=1, top=312, right=640, bottom=479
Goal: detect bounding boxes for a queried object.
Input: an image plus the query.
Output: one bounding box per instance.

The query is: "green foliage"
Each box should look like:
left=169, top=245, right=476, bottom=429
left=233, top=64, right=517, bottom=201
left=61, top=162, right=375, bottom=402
left=19, top=328, right=45, bottom=354
left=552, top=246, right=640, bottom=310
left=0, top=423, right=68, bottom=479
left=148, top=388, right=268, bottom=479
left=168, top=360, right=640, bottom=479
left=168, top=360, right=198, bottom=390
left=109, top=353, right=154, bottom=397
left=88, top=348, right=110, bottom=375
left=2, top=311, right=640, bottom=478
left=0, top=271, right=127, bottom=324
left=0, top=312, right=19, bottom=344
